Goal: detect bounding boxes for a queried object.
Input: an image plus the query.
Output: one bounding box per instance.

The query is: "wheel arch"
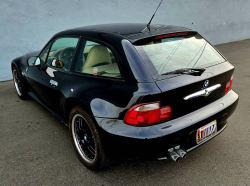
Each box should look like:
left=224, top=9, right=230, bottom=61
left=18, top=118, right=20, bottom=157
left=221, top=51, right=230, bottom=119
left=11, top=61, right=20, bottom=73
left=63, top=97, right=93, bottom=125
left=11, top=57, right=23, bottom=76
left=11, top=63, right=16, bottom=71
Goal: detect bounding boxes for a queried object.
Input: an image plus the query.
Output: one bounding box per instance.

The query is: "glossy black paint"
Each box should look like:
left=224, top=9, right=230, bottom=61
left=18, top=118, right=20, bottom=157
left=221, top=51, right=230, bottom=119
left=27, top=66, right=66, bottom=114
left=11, top=23, right=239, bottom=159
left=97, top=89, right=238, bottom=158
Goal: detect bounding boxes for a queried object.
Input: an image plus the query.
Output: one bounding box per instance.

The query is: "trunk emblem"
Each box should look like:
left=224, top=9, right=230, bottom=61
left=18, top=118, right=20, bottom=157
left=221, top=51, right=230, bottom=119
left=184, top=84, right=221, bottom=100
left=204, top=80, right=209, bottom=87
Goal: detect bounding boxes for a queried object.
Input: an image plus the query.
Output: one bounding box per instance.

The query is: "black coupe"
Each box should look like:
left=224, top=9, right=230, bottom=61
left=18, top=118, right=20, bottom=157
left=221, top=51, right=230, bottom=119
left=11, top=23, right=239, bottom=170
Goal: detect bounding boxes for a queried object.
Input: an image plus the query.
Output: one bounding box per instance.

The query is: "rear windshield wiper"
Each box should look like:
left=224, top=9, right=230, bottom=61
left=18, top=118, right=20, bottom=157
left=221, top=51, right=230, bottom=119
left=161, top=68, right=206, bottom=76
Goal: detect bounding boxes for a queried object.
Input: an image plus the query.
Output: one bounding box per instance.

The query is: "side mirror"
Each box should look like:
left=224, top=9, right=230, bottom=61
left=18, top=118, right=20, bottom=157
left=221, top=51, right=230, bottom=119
left=52, top=59, right=64, bottom=69
left=28, top=57, right=40, bottom=66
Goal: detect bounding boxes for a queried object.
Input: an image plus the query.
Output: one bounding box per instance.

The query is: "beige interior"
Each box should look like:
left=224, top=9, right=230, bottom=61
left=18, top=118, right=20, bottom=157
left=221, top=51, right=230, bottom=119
left=146, top=41, right=154, bottom=45
left=83, top=63, right=118, bottom=73
left=82, top=45, right=112, bottom=70
left=82, top=63, right=120, bottom=77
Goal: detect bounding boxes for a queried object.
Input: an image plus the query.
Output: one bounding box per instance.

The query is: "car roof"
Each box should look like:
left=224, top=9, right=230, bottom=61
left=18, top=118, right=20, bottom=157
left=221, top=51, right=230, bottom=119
left=57, top=23, right=194, bottom=43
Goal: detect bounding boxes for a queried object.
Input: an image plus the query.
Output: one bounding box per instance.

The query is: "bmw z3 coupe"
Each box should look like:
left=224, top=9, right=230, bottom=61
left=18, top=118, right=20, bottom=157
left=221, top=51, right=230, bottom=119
left=11, top=23, right=239, bottom=170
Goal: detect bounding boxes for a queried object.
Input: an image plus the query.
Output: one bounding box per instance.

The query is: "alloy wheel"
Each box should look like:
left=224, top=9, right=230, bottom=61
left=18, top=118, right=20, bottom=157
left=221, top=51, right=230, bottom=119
left=13, top=69, right=22, bottom=96
left=71, top=114, right=96, bottom=164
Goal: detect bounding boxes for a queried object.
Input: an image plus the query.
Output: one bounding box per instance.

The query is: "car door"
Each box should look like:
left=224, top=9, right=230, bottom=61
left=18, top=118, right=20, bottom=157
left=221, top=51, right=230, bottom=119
left=26, top=37, right=80, bottom=115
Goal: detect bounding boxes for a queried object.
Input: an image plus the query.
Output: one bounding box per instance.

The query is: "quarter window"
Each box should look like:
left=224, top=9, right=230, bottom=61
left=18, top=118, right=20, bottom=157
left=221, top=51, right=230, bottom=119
left=46, top=37, right=79, bottom=71
left=74, top=40, right=121, bottom=78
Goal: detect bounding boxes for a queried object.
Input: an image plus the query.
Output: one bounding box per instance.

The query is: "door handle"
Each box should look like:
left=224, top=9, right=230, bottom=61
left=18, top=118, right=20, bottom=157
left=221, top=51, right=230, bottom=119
left=50, top=79, right=58, bottom=87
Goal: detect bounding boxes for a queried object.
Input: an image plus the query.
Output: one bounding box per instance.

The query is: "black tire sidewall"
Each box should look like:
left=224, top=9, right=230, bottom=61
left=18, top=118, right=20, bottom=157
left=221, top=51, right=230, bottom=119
left=12, top=67, right=27, bottom=99
left=69, top=106, right=107, bottom=170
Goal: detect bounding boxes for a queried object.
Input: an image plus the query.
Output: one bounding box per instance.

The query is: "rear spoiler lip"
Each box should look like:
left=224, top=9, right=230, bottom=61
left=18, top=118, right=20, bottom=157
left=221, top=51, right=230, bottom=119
left=129, top=30, right=198, bottom=44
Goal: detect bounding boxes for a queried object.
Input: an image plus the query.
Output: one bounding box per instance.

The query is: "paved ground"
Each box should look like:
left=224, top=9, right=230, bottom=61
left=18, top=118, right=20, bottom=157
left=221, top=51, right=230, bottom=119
left=0, top=39, right=250, bottom=185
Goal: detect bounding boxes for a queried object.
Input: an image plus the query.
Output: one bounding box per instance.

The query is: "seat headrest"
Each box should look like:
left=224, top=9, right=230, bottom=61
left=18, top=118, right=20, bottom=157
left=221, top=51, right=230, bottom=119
left=82, top=45, right=112, bottom=70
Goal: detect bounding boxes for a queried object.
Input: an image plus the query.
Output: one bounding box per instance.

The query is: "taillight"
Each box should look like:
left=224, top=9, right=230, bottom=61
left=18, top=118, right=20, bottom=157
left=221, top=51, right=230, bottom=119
left=124, top=102, right=172, bottom=126
left=224, top=75, right=233, bottom=94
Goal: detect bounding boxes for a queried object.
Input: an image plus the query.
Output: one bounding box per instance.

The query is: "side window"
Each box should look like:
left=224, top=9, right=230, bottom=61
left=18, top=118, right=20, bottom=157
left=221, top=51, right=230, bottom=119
left=46, top=37, right=79, bottom=71
left=39, top=42, right=52, bottom=64
left=74, top=40, right=121, bottom=78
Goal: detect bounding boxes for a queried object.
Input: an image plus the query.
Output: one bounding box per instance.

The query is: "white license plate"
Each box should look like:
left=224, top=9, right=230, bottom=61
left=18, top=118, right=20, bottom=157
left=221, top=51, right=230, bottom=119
left=196, top=120, right=217, bottom=144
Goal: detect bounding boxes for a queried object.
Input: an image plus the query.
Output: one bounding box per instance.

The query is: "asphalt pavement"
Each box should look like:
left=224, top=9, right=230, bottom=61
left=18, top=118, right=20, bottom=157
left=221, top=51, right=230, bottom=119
left=0, top=39, right=250, bottom=185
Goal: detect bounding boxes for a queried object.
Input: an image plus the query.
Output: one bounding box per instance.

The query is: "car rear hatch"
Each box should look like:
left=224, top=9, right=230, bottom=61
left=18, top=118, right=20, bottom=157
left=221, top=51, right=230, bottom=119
left=133, top=32, right=234, bottom=120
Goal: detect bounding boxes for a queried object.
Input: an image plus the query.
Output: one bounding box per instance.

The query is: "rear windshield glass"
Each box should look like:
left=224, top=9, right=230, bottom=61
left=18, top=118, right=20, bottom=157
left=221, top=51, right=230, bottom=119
left=133, top=34, right=225, bottom=79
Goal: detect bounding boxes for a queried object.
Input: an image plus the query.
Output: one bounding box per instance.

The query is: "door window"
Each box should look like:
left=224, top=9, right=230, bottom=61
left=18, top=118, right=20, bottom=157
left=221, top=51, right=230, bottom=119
left=74, top=40, right=121, bottom=78
left=46, top=37, right=79, bottom=71
left=39, top=42, right=52, bottom=64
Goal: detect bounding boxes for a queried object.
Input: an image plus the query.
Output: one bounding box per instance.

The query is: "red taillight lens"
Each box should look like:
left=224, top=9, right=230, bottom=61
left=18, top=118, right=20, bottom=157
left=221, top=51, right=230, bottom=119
left=124, top=102, right=172, bottom=126
left=224, top=75, right=233, bottom=94
left=155, top=32, right=188, bottom=39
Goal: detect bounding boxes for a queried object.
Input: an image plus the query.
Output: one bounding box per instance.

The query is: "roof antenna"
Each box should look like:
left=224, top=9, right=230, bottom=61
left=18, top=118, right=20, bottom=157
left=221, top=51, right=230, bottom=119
left=147, top=0, right=163, bottom=31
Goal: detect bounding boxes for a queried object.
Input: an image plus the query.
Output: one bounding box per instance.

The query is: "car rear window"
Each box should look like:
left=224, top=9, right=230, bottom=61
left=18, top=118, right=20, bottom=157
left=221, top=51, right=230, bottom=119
left=133, top=34, right=225, bottom=79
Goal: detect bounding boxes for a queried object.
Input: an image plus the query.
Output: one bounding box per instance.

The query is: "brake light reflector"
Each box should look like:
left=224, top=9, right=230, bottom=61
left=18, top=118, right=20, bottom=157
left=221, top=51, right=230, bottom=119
left=155, top=32, right=188, bottom=39
left=224, top=75, right=233, bottom=94
left=124, top=102, right=172, bottom=126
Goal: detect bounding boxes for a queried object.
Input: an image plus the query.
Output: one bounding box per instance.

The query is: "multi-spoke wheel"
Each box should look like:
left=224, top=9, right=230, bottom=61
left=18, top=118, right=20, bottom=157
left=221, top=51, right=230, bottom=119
left=72, top=114, right=96, bottom=163
left=69, top=106, right=110, bottom=170
left=12, top=66, right=28, bottom=99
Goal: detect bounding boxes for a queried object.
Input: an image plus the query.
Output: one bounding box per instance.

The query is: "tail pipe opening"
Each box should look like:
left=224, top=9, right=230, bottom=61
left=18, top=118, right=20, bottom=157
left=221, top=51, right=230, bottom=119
left=174, top=145, right=187, bottom=159
left=167, top=148, right=180, bottom=162
left=167, top=146, right=187, bottom=162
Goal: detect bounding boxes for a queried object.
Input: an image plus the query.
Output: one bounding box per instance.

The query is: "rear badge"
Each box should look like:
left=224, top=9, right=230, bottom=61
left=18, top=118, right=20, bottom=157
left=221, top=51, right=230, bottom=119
left=204, top=80, right=209, bottom=88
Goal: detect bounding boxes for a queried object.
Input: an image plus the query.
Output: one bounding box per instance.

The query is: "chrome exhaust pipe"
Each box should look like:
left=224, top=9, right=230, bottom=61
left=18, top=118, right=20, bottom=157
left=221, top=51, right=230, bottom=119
left=174, top=146, right=187, bottom=159
left=167, top=148, right=181, bottom=162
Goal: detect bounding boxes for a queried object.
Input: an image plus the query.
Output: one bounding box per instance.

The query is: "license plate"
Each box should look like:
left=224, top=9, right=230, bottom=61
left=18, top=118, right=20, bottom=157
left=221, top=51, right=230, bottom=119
left=196, top=120, right=217, bottom=144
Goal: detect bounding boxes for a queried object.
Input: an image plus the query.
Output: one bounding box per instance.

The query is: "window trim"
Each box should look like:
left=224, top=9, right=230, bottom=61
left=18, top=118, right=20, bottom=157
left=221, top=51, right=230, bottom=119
left=38, top=38, right=54, bottom=57
left=42, top=36, right=80, bottom=73
left=38, top=40, right=53, bottom=64
left=70, top=36, right=124, bottom=80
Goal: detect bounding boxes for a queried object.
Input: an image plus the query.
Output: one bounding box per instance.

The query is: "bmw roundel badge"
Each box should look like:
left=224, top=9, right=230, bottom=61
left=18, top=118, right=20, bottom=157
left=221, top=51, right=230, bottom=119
left=204, top=80, right=209, bottom=88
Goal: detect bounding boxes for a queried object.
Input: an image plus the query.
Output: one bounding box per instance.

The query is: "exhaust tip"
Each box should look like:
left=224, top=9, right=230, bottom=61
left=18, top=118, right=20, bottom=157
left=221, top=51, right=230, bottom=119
left=175, top=157, right=181, bottom=163
left=168, top=150, right=181, bottom=162
left=175, top=148, right=187, bottom=159
left=167, top=146, right=187, bottom=162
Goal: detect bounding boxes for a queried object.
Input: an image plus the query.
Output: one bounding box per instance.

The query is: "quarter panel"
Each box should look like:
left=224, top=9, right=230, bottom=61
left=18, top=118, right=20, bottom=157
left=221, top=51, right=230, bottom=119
left=60, top=73, right=161, bottom=120
left=121, top=39, right=153, bottom=82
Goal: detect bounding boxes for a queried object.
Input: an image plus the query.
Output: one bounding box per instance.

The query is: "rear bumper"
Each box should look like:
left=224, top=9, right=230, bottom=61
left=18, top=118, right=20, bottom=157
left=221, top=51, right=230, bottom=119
left=186, top=122, right=227, bottom=152
left=96, top=90, right=239, bottom=158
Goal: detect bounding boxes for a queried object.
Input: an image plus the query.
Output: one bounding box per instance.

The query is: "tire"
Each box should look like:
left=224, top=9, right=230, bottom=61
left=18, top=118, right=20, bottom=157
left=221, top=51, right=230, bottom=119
left=69, top=106, right=110, bottom=170
left=12, top=66, right=28, bottom=100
